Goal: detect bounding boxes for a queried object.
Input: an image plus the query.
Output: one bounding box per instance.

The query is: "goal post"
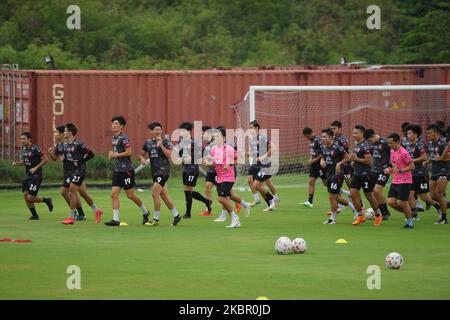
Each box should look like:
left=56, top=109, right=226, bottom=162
left=234, top=84, right=450, bottom=188
left=248, top=85, right=450, bottom=121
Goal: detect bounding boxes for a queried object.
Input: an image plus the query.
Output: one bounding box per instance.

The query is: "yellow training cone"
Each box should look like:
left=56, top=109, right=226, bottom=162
left=120, top=222, right=129, bottom=226
left=336, top=239, right=348, bottom=244
left=256, top=296, right=270, bottom=300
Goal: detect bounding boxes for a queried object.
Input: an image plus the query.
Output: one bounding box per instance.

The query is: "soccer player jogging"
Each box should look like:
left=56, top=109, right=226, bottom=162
left=200, top=125, right=217, bottom=216
left=248, top=120, right=277, bottom=212
left=13, top=132, right=53, bottom=220
left=59, top=123, right=97, bottom=225
left=401, top=121, right=424, bottom=212
left=330, top=120, right=360, bottom=213
left=104, top=116, right=150, bottom=226
left=330, top=121, right=353, bottom=188
left=400, top=122, right=411, bottom=149
left=301, top=127, right=326, bottom=208
left=204, top=127, right=241, bottom=228
left=320, top=129, right=356, bottom=225
left=405, top=124, right=441, bottom=221
left=174, top=122, right=211, bottom=219
left=426, top=124, right=449, bottom=224
left=348, top=125, right=383, bottom=226
left=384, top=133, right=415, bottom=229
left=202, top=127, right=251, bottom=222
left=140, top=122, right=181, bottom=227
left=364, top=129, right=392, bottom=220
left=49, top=125, right=102, bottom=222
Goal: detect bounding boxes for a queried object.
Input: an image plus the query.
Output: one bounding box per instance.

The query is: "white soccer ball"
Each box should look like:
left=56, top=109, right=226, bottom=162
left=291, top=238, right=307, bottom=254
left=275, top=236, right=292, bottom=255
left=365, top=208, right=375, bottom=220
left=386, top=252, right=404, bottom=269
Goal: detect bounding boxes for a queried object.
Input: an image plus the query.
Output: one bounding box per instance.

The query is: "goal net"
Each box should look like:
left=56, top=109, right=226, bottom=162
left=233, top=85, right=450, bottom=188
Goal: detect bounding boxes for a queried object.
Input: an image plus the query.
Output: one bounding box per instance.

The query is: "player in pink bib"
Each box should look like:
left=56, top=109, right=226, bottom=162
left=384, top=133, right=415, bottom=229
left=205, top=127, right=241, bottom=228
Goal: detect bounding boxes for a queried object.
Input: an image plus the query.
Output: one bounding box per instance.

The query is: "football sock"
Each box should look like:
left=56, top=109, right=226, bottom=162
left=90, top=203, right=98, bottom=213
left=240, top=200, right=250, bottom=208
left=154, top=211, right=160, bottom=221
left=140, top=204, right=148, bottom=215
left=184, top=191, right=193, bottom=215
left=308, top=194, right=314, bottom=204
left=29, top=207, right=38, bottom=217
left=76, top=206, right=85, bottom=217
left=70, top=209, right=76, bottom=218
left=170, top=207, right=179, bottom=217
left=113, top=209, right=119, bottom=221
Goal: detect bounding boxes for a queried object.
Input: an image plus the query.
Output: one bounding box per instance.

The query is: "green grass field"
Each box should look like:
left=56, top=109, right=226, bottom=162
left=1, top=178, right=450, bottom=300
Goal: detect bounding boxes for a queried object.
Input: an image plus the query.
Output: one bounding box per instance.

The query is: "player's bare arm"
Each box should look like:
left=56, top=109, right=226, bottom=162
left=12, top=159, right=24, bottom=166
left=139, top=149, right=149, bottom=165
left=336, top=153, right=349, bottom=174
left=29, top=154, right=49, bottom=174
left=352, top=153, right=372, bottom=166
left=257, top=143, right=273, bottom=162
left=158, top=139, right=172, bottom=160
left=109, top=146, right=132, bottom=159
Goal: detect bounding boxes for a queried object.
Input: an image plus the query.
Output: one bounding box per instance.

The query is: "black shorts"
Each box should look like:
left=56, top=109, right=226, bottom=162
left=350, top=173, right=376, bottom=193
left=309, top=162, right=326, bottom=179
left=217, top=181, right=234, bottom=197
left=374, top=172, right=390, bottom=187
left=250, top=165, right=271, bottom=182
left=112, top=171, right=136, bottom=190
left=412, top=175, right=430, bottom=194
left=430, top=174, right=449, bottom=181
left=248, top=165, right=259, bottom=177
left=205, top=171, right=218, bottom=186
left=62, top=175, right=71, bottom=188
left=22, top=175, right=42, bottom=196
left=68, top=174, right=85, bottom=187
left=342, top=163, right=353, bottom=178
left=388, top=183, right=411, bottom=201
left=183, top=167, right=199, bottom=187
left=327, top=177, right=344, bottom=195
left=153, top=173, right=169, bottom=187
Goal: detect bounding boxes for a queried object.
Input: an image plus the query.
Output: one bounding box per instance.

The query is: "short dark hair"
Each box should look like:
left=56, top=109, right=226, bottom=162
left=354, top=125, right=366, bottom=134
left=148, top=122, right=162, bottom=130
left=321, top=128, right=334, bottom=137
left=302, top=127, right=313, bottom=135
left=435, top=121, right=446, bottom=135
left=446, top=125, right=450, bottom=137
left=111, top=115, right=126, bottom=126
left=202, top=125, right=211, bottom=132
left=435, top=120, right=446, bottom=129
left=56, top=125, right=65, bottom=134
left=65, top=123, right=78, bottom=136
left=387, top=133, right=400, bottom=142
left=427, top=124, right=440, bottom=133
left=363, top=129, right=375, bottom=140
left=401, top=122, right=410, bottom=131
left=406, top=124, right=422, bottom=136
left=179, top=122, right=193, bottom=131
left=249, top=120, right=260, bottom=129
left=330, top=121, right=342, bottom=128
left=216, top=125, right=226, bottom=137
left=21, top=132, right=32, bottom=139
